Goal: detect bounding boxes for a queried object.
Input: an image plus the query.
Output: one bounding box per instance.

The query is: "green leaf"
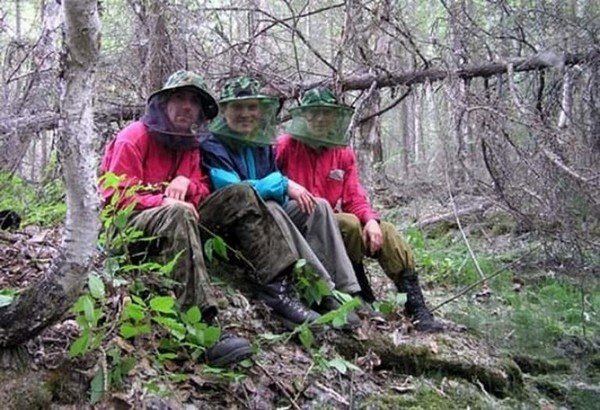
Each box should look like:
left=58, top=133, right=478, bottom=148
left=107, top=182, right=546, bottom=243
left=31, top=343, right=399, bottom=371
left=0, top=294, right=14, bottom=308
left=123, top=302, right=145, bottom=322
left=83, top=295, right=96, bottom=324
left=114, top=212, right=129, bottom=230
left=328, top=356, right=359, bottom=374
left=88, top=274, right=105, bottom=300
left=157, top=352, right=178, bottom=362
left=121, top=357, right=136, bottom=374
left=131, top=294, right=147, bottom=307
left=159, top=250, right=184, bottom=276
left=203, top=326, right=221, bottom=347
left=89, top=368, right=105, bottom=404
left=153, top=316, right=186, bottom=340
left=69, top=331, right=90, bottom=357
left=100, top=172, right=122, bottom=190
left=298, top=326, right=314, bottom=349
left=149, top=296, right=176, bottom=314
left=184, top=306, right=201, bottom=325
left=327, top=357, right=348, bottom=374
left=259, top=332, right=287, bottom=342
left=212, top=236, right=228, bottom=260
left=203, top=238, right=214, bottom=262
left=294, top=258, right=307, bottom=271
left=120, top=323, right=151, bottom=339
left=332, top=314, right=348, bottom=328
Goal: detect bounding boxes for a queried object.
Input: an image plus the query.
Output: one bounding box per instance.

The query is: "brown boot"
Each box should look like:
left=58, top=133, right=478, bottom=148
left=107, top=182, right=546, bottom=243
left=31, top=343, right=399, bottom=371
left=399, top=270, right=446, bottom=332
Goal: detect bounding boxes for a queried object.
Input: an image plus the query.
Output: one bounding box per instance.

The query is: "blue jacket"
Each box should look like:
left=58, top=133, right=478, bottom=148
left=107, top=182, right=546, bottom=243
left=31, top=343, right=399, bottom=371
left=200, top=134, right=289, bottom=204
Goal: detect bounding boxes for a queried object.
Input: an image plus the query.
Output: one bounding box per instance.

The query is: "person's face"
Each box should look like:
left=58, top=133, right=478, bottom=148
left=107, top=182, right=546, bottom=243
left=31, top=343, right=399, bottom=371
left=166, top=90, right=202, bottom=132
left=305, top=107, right=337, bottom=137
left=221, top=99, right=262, bottom=134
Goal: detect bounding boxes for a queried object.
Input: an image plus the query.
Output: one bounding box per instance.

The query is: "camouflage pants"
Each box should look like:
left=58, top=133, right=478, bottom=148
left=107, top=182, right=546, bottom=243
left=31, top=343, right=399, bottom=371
left=267, top=199, right=361, bottom=294
left=198, top=184, right=298, bottom=285
left=335, top=213, right=415, bottom=286
left=127, top=203, right=215, bottom=310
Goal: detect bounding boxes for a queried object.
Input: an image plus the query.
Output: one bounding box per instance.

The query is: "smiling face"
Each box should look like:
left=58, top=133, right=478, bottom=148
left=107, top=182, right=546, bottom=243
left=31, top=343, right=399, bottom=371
left=221, top=99, right=262, bottom=134
left=304, top=107, right=337, bottom=138
left=166, top=89, right=203, bottom=132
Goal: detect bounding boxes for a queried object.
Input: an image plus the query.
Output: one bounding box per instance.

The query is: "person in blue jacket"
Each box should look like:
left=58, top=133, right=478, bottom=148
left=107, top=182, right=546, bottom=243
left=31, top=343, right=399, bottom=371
left=200, top=76, right=363, bottom=326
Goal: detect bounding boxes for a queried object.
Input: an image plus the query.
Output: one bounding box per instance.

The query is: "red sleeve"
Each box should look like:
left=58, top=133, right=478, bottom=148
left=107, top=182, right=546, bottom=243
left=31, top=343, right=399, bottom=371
left=101, top=139, right=163, bottom=210
left=182, top=149, right=211, bottom=207
left=341, top=149, right=379, bottom=224
left=274, top=136, right=289, bottom=172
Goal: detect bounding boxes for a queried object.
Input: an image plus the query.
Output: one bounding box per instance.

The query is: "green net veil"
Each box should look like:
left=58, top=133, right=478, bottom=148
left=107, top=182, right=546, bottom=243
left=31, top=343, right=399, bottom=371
left=208, top=76, right=280, bottom=146
left=286, top=87, right=354, bottom=148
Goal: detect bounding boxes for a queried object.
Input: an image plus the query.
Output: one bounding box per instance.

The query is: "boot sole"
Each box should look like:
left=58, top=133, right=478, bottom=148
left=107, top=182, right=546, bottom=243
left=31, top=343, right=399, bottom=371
left=207, top=345, right=253, bottom=368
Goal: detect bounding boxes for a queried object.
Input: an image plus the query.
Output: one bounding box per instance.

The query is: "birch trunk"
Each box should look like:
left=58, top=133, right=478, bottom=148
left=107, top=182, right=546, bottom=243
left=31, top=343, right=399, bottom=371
left=0, top=0, right=100, bottom=349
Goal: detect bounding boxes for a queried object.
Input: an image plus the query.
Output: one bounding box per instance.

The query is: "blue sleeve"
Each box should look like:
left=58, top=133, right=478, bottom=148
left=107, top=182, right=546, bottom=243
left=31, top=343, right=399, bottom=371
left=254, top=171, right=289, bottom=204
left=209, top=168, right=242, bottom=190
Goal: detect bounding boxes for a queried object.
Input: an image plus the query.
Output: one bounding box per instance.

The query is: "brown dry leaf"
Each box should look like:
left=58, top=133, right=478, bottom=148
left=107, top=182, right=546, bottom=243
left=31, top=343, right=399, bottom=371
left=113, top=336, right=135, bottom=354
left=428, top=339, right=439, bottom=354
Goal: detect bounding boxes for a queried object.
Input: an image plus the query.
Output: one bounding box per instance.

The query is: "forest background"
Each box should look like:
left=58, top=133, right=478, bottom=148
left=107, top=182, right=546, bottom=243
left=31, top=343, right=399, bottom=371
left=0, top=0, right=598, bottom=408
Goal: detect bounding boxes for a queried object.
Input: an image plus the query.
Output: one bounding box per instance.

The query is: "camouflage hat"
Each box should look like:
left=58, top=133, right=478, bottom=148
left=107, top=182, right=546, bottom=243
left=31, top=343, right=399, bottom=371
left=219, top=76, right=272, bottom=103
left=209, top=76, right=280, bottom=146
left=300, top=87, right=345, bottom=109
left=148, top=70, right=219, bottom=119
left=287, top=87, right=354, bottom=148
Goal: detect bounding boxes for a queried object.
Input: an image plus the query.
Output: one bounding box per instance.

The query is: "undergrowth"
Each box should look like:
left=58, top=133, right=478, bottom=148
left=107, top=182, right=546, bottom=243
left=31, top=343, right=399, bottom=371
left=405, top=226, right=600, bottom=360
left=0, top=172, right=66, bottom=227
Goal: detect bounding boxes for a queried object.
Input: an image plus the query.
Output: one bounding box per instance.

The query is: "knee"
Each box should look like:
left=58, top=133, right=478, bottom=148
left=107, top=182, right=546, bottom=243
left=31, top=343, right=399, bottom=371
left=337, top=213, right=361, bottom=233
left=164, top=202, right=196, bottom=222
left=313, top=197, right=334, bottom=215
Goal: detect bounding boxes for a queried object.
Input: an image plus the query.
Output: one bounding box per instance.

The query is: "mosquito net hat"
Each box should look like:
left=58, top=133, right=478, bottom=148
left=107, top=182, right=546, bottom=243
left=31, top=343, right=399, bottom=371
left=287, top=87, right=354, bottom=148
left=208, top=76, right=279, bottom=146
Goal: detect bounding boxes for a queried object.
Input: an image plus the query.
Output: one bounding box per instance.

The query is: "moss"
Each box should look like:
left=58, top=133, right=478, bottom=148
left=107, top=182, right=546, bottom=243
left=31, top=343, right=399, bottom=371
left=533, top=378, right=567, bottom=401
left=0, top=371, right=53, bottom=410
left=567, top=386, right=600, bottom=410
left=512, top=354, right=571, bottom=375
left=357, top=380, right=510, bottom=410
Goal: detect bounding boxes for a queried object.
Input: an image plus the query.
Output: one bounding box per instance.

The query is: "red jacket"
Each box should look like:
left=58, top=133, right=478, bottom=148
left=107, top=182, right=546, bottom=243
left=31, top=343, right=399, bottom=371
left=100, top=121, right=210, bottom=210
left=276, top=134, right=379, bottom=224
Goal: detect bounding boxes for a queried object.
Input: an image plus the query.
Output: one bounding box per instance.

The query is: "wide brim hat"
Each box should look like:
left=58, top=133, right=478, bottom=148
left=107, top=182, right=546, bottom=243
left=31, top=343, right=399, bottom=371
left=287, top=87, right=354, bottom=147
left=217, top=76, right=275, bottom=104
left=209, top=76, right=280, bottom=146
left=148, top=70, right=219, bottom=120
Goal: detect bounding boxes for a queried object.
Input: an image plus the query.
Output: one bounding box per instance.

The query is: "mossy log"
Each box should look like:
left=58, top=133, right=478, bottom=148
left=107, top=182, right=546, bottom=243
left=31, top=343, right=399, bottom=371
left=329, top=330, right=524, bottom=398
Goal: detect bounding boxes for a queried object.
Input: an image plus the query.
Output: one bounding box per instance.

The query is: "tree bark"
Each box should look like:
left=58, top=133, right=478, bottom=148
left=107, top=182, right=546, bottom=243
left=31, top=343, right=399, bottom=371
left=0, top=0, right=101, bottom=348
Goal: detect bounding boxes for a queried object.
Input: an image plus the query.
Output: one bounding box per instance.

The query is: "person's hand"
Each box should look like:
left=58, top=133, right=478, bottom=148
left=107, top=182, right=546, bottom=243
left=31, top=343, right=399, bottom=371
left=165, top=176, right=191, bottom=201
left=161, top=196, right=199, bottom=220
left=287, top=179, right=316, bottom=214
left=362, top=219, right=383, bottom=255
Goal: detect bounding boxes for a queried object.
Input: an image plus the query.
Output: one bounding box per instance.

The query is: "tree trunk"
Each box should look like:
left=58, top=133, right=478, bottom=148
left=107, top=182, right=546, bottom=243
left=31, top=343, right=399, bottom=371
left=0, top=0, right=101, bottom=349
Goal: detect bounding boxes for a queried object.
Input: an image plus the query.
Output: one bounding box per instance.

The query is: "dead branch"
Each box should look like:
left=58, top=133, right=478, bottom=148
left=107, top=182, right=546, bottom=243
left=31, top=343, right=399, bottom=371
left=416, top=201, right=492, bottom=229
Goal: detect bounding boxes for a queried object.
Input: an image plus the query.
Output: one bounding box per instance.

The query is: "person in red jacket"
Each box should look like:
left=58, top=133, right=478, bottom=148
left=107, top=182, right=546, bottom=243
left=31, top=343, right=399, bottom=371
left=276, top=87, right=444, bottom=332
left=100, top=70, right=252, bottom=365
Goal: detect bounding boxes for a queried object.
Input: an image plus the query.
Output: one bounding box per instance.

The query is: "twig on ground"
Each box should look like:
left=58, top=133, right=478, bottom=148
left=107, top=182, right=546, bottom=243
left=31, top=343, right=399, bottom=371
left=314, top=380, right=350, bottom=406
left=255, top=360, right=301, bottom=410
left=430, top=244, right=542, bottom=312
left=444, top=169, right=485, bottom=281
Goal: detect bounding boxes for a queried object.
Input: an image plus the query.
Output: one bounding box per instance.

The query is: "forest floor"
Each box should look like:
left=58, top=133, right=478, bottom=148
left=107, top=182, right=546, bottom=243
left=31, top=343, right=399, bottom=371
left=0, top=190, right=599, bottom=409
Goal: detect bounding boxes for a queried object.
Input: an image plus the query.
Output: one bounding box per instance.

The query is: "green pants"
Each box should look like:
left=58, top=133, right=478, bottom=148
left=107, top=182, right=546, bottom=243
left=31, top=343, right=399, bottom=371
left=335, top=213, right=415, bottom=285
left=127, top=202, right=215, bottom=310
left=198, top=185, right=298, bottom=285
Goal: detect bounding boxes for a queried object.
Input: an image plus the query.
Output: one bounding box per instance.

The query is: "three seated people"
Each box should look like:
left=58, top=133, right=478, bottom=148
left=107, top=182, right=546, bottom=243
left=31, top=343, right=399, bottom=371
left=99, top=71, right=443, bottom=367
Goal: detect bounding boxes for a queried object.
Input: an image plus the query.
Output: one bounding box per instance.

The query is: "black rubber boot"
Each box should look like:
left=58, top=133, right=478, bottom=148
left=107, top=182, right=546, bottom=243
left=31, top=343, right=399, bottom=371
left=205, top=332, right=253, bottom=367
left=255, top=276, right=321, bottom=327
left=400, top=270, right=445, bottom=333
left=313, top=295, right=361, bottom=328
left=352, top=261, right=376, bottom=303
